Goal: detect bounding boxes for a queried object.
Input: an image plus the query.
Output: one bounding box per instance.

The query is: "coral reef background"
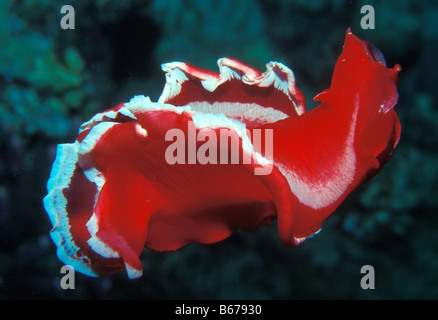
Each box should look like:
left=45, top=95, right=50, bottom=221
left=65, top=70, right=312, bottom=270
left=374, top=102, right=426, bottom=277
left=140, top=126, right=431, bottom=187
left=1, top=0, right=437, bottom=299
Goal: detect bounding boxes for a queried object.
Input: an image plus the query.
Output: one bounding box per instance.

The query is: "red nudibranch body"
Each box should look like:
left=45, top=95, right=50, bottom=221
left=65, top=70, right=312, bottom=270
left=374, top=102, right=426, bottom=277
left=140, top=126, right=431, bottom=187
left=44, top=29, right=401, bottom=278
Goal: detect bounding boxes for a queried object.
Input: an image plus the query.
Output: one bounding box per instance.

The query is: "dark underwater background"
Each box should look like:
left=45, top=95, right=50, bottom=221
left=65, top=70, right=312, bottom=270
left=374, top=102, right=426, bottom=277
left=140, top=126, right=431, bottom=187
left=1, top=0, right=437, bottom=300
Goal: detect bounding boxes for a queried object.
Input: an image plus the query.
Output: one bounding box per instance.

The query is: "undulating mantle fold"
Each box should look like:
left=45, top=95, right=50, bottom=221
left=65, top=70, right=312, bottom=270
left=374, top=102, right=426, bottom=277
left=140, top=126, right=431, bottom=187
left=43, top=29, right=401, bottom=278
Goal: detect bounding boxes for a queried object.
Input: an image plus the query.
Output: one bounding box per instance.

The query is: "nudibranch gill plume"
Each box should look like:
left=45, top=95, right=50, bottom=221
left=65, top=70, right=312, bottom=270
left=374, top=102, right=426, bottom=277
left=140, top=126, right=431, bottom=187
left=43, top=29, right=401, bottom=278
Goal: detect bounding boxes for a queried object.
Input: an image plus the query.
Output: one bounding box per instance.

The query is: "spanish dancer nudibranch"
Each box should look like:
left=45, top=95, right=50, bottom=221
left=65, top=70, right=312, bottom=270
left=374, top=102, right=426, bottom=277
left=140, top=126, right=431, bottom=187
left=44, top=29, right=401, bottom=278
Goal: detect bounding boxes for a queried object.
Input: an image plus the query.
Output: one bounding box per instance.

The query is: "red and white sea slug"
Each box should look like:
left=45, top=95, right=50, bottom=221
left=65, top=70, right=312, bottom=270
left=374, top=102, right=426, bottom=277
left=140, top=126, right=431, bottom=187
left=43, top=29, right=401, bottom=278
